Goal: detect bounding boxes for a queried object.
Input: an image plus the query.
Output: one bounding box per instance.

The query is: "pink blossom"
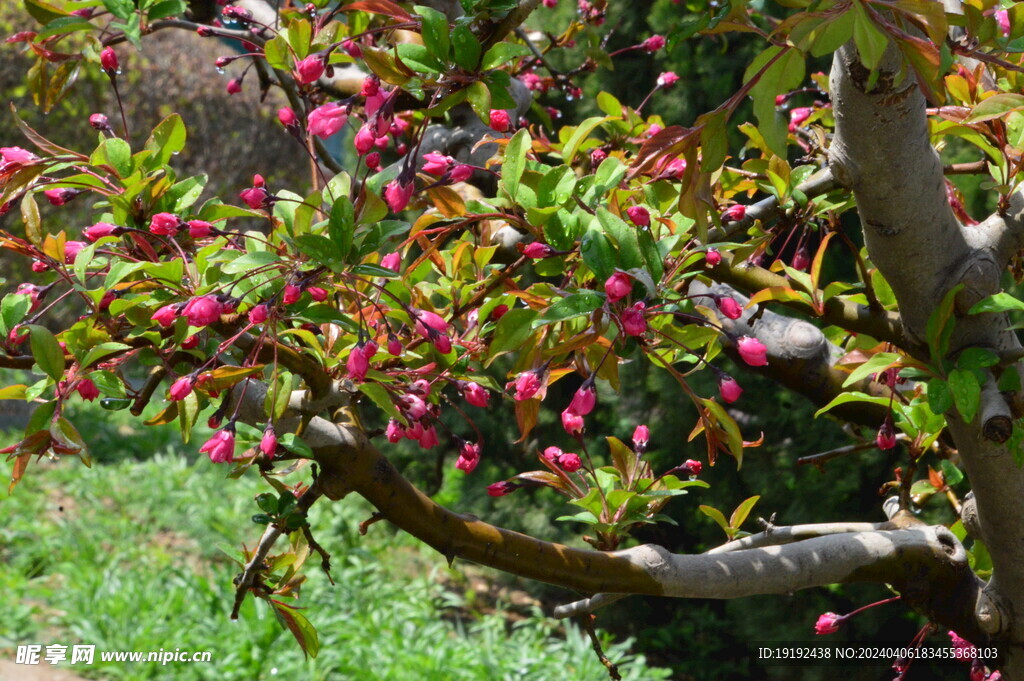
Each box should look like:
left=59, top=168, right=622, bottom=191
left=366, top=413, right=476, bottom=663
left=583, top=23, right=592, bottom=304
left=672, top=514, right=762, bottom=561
left=63, top=241, right=85, bottom=263
left=509, top=371, right=542, bottom=401
left=342, top=39, right=362, bottom=58
left=523, top=242, right=554, bottom=259
left=282, top=284, right=301, bottom=305
left=718, top=375, right=743, bottom=404
left=295, top=54, right=325, bottom=83
left=76, top=378, right=100, bottom=401
left=248, top=303, right=269, bottom=324
left=387, top=335, right=402, bottom=356
left=226, top=78, right=242, bottom=95
left=260, top=425, right=277, bottom=458
left=418, top=425, right=439, bottom=449
left=590, top=148, right=607, bottom=165
left=814, top=612, right=842, bottom=635
left=456, top=441, right=481, bottom=473
left=633, top=424, right=650, bottom=452
left=84, top=222, right=120, bottom=242
left=277, top=107, right=298, bottom=128
left=0, top=146, right=37, bottom=165
left=705, top=248, right=722, bottom=266
left=657, top=71, right=680, bottom=88
left=365, top=152, right=381, bottom=170
left=604, top=272, right=632, bottom=303
left=354, top=124, right=376, bottom=155
left=181, top=334, right=199, bottom=349
left=681, top=459, right=702, bottom=477
left=489, top=109, right=510, bottom=132
left=423, top=151, right=452, bottom=176
left=877, top=420, right=897, bottom=450
left=361, top=75, right=380, bottom=97
left=149, top=213, right=180, bottom=235
left=462, top=382, right=490, bottom=408
left=169, top=376, right=194, bottom=401
left=557, top=451, right=582, bottom=472
left=626, top=205, right=650, bottom=227
left=188, top=220, right=213, bottom=238
left=199, top=428, right=235, bottom=463
left=386, top=419, right=405, bottom=443
left=716, top=296, right=743, bottom=320
left=182, top=295, right=224, bottom=327
left=16, top=283, right=42, bottom=312
left=413, top=309, right=449, bottom=336
left=432, top=334, right=452, bottom=354
left=100, top=46, right=119, bottom=74
left=723, top=204, right=746, bottom=222
left=384, top=180, right=414, bottom=213
left=736, top=336, right=768, bottom=366
left=996, top=9, right=1011, bottom=37
left=642, top=35, right=665, bottom=52
left=89, top=114, right=110, bottom=131
left=561, top=408, right=585, bottom=435
left=307, top=286, right=328, bottom=302
left=449, top=164, right=474, bottom=183
left=543, top=446, right=562, bottom=461
left=568, top=384, right=596, bottom=416
left=621, top=302, right=647, bottom=336
left=788, top=107, right=812, bottom=132
left=239, top=186, right=268, bottom=209
left=486, top=481, right=516, bottom=497
left=949, top=631, right=976, bottom=657
left=791, top=247, right=810, bottom=271
left=347, top=341, right=374, bottom=381
left=152, top=304, right=180, bottom=327
left=44, top=188, right=81, bottom=206
left=381, top=252, right=401, bottom=271
left=307, top=102, right=349, bottom=139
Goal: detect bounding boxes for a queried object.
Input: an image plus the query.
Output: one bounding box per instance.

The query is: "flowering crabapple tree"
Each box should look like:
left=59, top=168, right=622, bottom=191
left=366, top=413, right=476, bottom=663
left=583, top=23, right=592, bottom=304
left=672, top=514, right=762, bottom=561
left=5, top=0, right=1024, bottom=676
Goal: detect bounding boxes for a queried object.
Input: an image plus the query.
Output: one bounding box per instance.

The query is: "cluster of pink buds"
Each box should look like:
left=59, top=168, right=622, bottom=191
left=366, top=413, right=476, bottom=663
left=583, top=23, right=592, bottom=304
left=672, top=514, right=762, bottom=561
left=240, top=174, right=273, bottom=209
left=385, top=382, right=441, bottom=449
left=347, top=339, right=378, bottom=381
left=561, top=382, right=596, bottom=437
left=410, top=308, right=453, bottom=354
left=421, top=152, right=474, bottom=183
left=543, top=446, right=582, bottom=472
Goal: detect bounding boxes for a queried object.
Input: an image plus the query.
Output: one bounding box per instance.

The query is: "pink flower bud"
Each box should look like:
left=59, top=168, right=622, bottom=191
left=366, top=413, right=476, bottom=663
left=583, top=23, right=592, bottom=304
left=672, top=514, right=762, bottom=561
left=386, top=419, right=405, bottom=443
left=239, top=186, right=268, bottom=209
left=384, top=180, right=414, bottom=213
left=814, top=612, right=842, bottom=635
left=422, top=151, right=452, bottom=176
left=568, top=383, right=597, bottom=416
left=456, top=441, right=481, bottom=473
left=418, top=425, right=439, bottom=449
left=347, top=341, right=373, bottom=381
left=791, top=247, right=810, bottom=271
left=997, top=9, right=1011, bottom=37
left=632, top=424, right=650, bottom=452
left=736, top=336, right=768, bottom=366
left=543, top=446, right=562, bottom=461
left=1, top=146, right=37, bottom=165
left=877, top=420, right=897, bottom=450
left=716, top=296, right=743, bottom=320
left=621, top=302, right=647, bottom=336
left=152, top=303, right=180, bottom=327
left=307, top=286, right=328, bottom=302
left=307, top=102, right=349, bottom=139
left=604, top=271, right=632, bottom=303
left=149, top=213, right=180, bottom=235
left=226, top=78, right=242, bottom=95
left=199, top=428, right=235, bottom=463
left=181, top=334, right=199, bottom=349
left=63, top=241, right=85, bottom=264
left=626, top=205, right=650, bottom=227
left=522, top=242, right=554, bottom=259
left=182, top=295, right=224, bottom=327
left=248, top=303, right=269, bottom=324
left=788, top=107, right=812, bottom=132
left=89, top=113, right=110, bottom=131
left=642, top=35, right=665, bottom=52
left=354, top=124, right=376, bottom=155
left=449, top=164, right=473, bottom=183
left=381, top=252, right=401, bottom=271
left=342, top=39, right=362, bottom=57
left=590, top=148, right=607, bottom=165
left=561, top=408, right=584, bottom=435
left=387, top=335, right=402, bottom=356
left=489, top=109, right=510, bottom=132
left=509, top=371, right=541, bottom=401
left=557, top=451, right=582, bottom=472
left=84, top=222, right=120, bottom=241
left=462, top=382, right=490, bottom=408
left=718, top=375, right=743, bottom=403
left=489, top=304, right=509, bottom=321
left=169, top=376, right=194, bottom=401
left=282, top=284, right=302, bottom=305
left=100, top=46, right=119, bottom=75
left=365, top=152, right=381, bottom=170
left=44, top=188, right=81, bottom=206
left=657, top=71, right=679, bottom=88
left=76, top=378, right=100, bottom=401
left=188, top=220, right=213, bottom=238
left=260, top=425, right=277, bottom=458
left=681, top=459, right=701, bottom=477
left=278, top=107, right=298, bottom=128
left=361, top=75, right=380, bottom=97
left=723, top=204, right=746, bottom=222
left=705, top=247, right=722, bottom=267
left=295, top=54, right=325, bottom=84
left=486, top=481, right=516, bottom=497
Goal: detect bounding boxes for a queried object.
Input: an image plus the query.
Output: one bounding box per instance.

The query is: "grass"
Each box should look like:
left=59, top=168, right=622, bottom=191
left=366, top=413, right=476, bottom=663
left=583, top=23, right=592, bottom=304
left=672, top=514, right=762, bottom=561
left=0, top=451, right=671, bottom=681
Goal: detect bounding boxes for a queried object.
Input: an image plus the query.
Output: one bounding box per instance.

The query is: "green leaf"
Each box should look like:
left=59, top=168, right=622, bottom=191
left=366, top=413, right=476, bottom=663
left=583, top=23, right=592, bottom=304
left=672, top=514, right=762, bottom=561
left=451, top=24, right=481, bottom=70
left=746, top=46, right=805, bottom=156
left=414, top=5, right=450, bottom=63
left=948, top=368, right=981, bottom=422
left=293, top=234, right=343, bottom=268
left=729, top=495, right=760, bottom=530
left=851, top=0, right=889, bottom=71
left=328, top=197, right=355, bottom=260
left=81, top=342, right=131, bottom=369
left=102, top=0, right=134, bottom=20
left=699, top=505, right=731, bottom=535
left=395, top=43, right=444, bottom=73
left=533, top=291, right=605, bottom=328
left=278, top=433, right=313, bottom=458
left=500, top=128, right=530, bottom=201
left=358, top=382, right=403, bottom=422
left=814, top=391, right=893, bottom=418
left=465, top=81, right=492, bottom=123
left=221, top=251, right=281, bottom=275
left=481, top=42, right=532, bottom=70
left=27, top=324, right=65, bottom=381
left=957, top=347, right=999, bottom=370
left=939, top=459, right=964, bottom=486
left=580, top=228, right=616, bottom=281
left=144, top=114, right=187, bottom=168
left=927, top=377, right=953, bottom=415
left=842, top=352, right=903, bottom=387
left=596, top=208, right=642, bottom=270
left=968, top=292, right=1024, bottom=314
left=486, top=308, right=537, bottom=366
left=562, top=116, right=608, bottom=165
left=964, top=93, right=1024, bottom=123
left=92, top=137, right=132, bottom=176
left=0, top=294, right=31, bottom=336
left=926, top=284, right=962, bottom=361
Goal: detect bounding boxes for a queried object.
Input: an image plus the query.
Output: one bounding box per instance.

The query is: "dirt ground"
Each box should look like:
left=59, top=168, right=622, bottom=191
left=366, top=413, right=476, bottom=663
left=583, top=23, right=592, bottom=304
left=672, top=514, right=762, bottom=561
left=0, top=659, right=96, bottom=681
